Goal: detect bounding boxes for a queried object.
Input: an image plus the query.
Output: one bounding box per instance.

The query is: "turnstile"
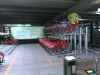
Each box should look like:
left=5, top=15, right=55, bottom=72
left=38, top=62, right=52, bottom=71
left=76, top=60, right=98, bottom=75
left=63, top=56, right=76, bottom=75
left=63, top=56, right=98, bottom=75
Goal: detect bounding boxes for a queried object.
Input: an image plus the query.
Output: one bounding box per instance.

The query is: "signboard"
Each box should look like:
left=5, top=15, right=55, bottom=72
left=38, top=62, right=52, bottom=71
left=10, top=26, right=44, bottom=39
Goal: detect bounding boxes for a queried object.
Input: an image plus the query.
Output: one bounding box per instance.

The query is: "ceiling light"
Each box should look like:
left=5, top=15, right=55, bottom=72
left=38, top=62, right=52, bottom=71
left=78, top=19, right=86, bottom=20
left=98, top=8, right=100, bottom=13
left=96, top=12, right=100, bottom=14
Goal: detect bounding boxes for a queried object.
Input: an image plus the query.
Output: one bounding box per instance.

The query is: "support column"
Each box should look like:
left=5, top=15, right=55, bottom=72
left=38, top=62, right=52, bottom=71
left=90, top=21, right=94, bottom=48
left=79, top=27, right=82, bottom=53
left=70, top=35, right=72, bottom=50
left=85, top=27, right=88, bottom=55
left=74, top=31, right=76, bottom=57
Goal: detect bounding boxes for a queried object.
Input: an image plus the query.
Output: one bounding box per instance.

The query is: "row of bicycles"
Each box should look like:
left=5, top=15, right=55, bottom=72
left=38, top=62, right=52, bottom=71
left=43, top=23, right=79, bottom=33
left=39, top=38, right=68, bottom=55
left=0, top=38, right=18, bottom=65
left=3, top=38, right=18, bottom=44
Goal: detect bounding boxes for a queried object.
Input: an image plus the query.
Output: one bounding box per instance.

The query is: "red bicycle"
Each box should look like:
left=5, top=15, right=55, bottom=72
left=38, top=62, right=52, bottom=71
left=0, top=51, right=4, bottom=65
left=4, top=38, right=18, bottom=44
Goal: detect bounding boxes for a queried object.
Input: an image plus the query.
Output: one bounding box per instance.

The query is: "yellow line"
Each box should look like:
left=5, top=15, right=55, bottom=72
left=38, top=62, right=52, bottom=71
left=4, top=45, right=21, bottom=75
left=38, top=45, right=54, bottom=65
left=54, top=62, right=63, bottom=66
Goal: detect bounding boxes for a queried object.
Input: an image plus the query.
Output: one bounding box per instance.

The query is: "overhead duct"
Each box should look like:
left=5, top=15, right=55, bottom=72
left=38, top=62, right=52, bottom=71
left=51, top=0, right=96, bottom=22
left=90, top=0, right=100, bottom=4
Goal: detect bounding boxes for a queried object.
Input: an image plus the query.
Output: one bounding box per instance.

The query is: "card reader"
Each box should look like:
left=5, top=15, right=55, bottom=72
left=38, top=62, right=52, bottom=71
left=85, top=69, right=98, bottom=75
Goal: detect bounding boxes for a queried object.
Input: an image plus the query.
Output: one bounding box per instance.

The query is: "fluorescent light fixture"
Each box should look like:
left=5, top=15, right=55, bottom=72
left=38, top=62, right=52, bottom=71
left=25, top=24, right=31, bottom=26
left=96, top=11, right=100, bottom=14
left=78, top=19, right=86, bottom=20
left=98, top=8, right=100, bottom=13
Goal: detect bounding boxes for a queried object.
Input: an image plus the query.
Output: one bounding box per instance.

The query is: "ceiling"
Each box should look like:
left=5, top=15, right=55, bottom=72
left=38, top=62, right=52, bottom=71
left=0, top=0, right=100, bottom=25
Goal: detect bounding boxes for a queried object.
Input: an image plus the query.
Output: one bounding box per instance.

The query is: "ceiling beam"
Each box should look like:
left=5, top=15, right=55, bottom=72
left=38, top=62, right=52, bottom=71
left=0, top=18, right=49, bottom=21
left=0, top=11, right=57, bottom=15
left=7, top=19, right=50, bottom=22
left=0, top=5, right=59, bottom=10
left=0, top=5, right=62, bottom=13
left=81, top=16, right=100, bottom=18
left=0, top=19, right=47, bottom=24
left=5, top=16, right=53, bottom=18
left=0, top=11, right=58, bottom=14
left=79, top=11, right=97, bottom=14
left=0, top=21, right=45, bottom=24
left=12, top=20, right=47, bottom=21
left=48, top=0, right=78, bottom=2
left=82, top=17, right=100, bottom=20
left=90, top=0, right=100, bottom=4
left=68, top=0, right=98, bottom=13
left=0, top=8, right=60, bottom=13
left=79, top=13, right=100, bottom=17
left=0, top=12, right=55, bottom=16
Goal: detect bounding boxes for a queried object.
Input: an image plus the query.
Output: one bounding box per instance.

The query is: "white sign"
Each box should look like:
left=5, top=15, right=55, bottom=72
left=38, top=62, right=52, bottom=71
left=10, top=27, right=44, bottom=39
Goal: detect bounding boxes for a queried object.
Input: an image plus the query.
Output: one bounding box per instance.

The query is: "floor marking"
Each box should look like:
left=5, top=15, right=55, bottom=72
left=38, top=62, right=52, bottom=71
left=4, top=45, right=21, bottom=75
left=54, top=62, right=63, bottom=66
left=38, top=45, right=54, bottom=65
left=38, top=45, right=63, bottom=66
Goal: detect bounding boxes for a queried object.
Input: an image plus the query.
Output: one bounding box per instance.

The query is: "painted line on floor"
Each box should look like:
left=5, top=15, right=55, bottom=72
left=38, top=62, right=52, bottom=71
left=54, top=62, right=63, bottom=66
left=38, top=45, right=63, bottom=66
left=4, top=45, right=21, bottom=75
left=38, top=45, right=54, bottom=65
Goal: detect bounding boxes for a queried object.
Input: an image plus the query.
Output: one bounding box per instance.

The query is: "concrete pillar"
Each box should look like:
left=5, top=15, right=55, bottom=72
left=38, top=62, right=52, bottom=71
left=90, top=21, right=94, bottom=48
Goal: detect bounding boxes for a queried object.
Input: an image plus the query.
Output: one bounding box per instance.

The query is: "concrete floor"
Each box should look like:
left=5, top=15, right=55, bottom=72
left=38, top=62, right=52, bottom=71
left=0, top=44, right=100, bottom=75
